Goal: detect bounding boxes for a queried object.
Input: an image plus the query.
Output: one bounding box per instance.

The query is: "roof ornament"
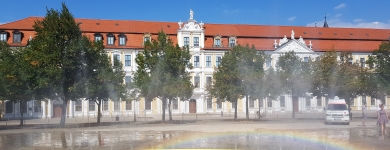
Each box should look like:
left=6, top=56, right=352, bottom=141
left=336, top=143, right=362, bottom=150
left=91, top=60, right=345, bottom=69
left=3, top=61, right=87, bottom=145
left=279, top=35, right=288, bottom=46
left=298, top=36, right=305, bottom=44
left=291, top=30, right=295, bottom=39
left=274, top=39, right=278, bottom=48
left=190, top=9, right=194, bottom=20
left=178, top=20, right=183, bottom=29
left=199, top=21, right=204, bottom=29
left=309, top=41, right=313, bottom=49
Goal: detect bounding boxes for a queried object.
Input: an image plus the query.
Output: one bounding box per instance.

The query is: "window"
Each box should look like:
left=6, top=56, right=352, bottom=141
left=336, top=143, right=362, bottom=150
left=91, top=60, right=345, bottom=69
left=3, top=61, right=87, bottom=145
left=232, top=101, right=237, bottom=109
left=371, top=98, right=375, bottom=106
left=126, top=101, right=132, bottom=110
left=351, top=99, right=355, bottom=106
left=125, top=76, right=132, bottom=84
left=94, top=33, right=102, bottom=42
left=173, top=99, right=178, bottom=110
left=103, top=100, right=108, bottom=111
left=229, top=37, right=236, bottom=47
left=145, top=99, right=151, bottom=110
left=5, top=101, right=13, bottom=113
left=267, top=99, right=272, bottom=107
left=216, top=99, right=222, bottom=109
left=280, top=96, right=285, bottom=107
left=113, top=54, right=120, bottom=66
left=125, top=55, right=131, bottom=66
left=216, top=56, right=222, bottom=67
left=317, top=97, right=322, bottom=107
left=34, top=101, right=41, bottom=113
left=214, top=39, right=221, bottom=47
left=362, top=96, right=366, bottom=104
left=206, top=56, right=211, bottom=67
left=193, top=37, right=199, bottom=46
left=249, top=98, right=255, bottom=108
left=207, top=97, right=212, bottom=109
left=348, top=58, right=353, bottom=65
left=206, top=76, right=212, bottom=87
left=306, top=96, right=311, bottom=107
left=107, top=33, right=114, bottom=45
left=194, top=76, right=200, bottom=88
left=75, top=100, right=82, bottom=111
left=266, top=58, right=271, bottom=68
left=144, top=37, right=150, bottom=42
left=360, top=58, right=365, bottom=68
left=193, top=56, right=200, bottom=67
left=0, top=31, right=7, bottom=42
left=259, top=99, right=264, bottom=107
left=13, top=30, right=21, bottom=43
left=119, top=34, right=126, bottom=46
left=89, top=101, right=95, bottom=111
left=304, top=57, right=309, bottom=62
left=183, top=37, right=189, bottom=46
left=114, top=101, right=120, bottom=111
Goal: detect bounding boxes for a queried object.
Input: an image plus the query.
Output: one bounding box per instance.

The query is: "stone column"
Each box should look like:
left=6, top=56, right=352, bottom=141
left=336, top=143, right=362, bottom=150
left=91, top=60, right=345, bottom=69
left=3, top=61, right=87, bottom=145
left=47, top=99, right=52, bottom=118
left=69, top=101, right=73, bottom=118
left=41, top=101, right=46, bottom=118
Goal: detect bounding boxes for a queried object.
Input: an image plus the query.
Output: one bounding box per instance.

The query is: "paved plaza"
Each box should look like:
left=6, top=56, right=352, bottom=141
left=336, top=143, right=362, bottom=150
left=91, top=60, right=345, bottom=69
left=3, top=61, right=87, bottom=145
left=0, top=110, right=389, bottom=149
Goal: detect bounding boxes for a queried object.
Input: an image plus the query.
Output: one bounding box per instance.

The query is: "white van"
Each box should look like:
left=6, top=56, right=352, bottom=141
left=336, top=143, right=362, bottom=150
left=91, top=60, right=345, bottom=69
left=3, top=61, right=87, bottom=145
left=325, top=96, right=350, bottom=125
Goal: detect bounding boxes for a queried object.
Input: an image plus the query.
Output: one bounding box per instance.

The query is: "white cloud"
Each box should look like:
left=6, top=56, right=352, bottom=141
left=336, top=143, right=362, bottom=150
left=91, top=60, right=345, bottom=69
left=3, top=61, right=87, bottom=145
left=335, top=13, right=342, bottom=18
left=288, top=16, right=296, bottom=21
left=353, top=19, right=363, bottom=23
left=334, top=3, right=346, bottom=9
left=307, top=18, right=390, bottom=29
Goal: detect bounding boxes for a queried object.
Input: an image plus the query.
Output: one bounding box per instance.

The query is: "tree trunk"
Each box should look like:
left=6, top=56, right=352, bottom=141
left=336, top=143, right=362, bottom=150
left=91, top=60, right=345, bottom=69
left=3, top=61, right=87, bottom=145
left=134, top=101, right=137, bottom=122
left=162, top=97, right=166, bottom=122
left=20, top=101, right=24, bottom=126
left=234, top=101, right=238, bottom=120
left=246, top=95, right=249, bottom=120
left=168, top=99, right=172, bottom=121
left=258, top=98, right=261, bottom=120
left=292, top=96, right=296, bottom=119
left=97, top=99, right=101, bottom=124
left=60, top=98, right=68, bottom=127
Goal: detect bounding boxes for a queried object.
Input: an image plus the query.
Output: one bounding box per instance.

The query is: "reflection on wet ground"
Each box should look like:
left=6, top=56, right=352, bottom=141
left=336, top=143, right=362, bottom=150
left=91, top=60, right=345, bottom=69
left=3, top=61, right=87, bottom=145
left=0, top=128, right=389, bottom=150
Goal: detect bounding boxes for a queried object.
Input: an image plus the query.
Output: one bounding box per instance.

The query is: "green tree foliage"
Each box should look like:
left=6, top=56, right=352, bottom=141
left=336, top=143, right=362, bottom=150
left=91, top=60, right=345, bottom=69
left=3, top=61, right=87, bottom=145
left=209, top=45, right=266, bottom=120
left=28, top=2, right=85, bottom=127
left=311, top=50, right=338, bottom=99
left=367, top=41, right=390, bottom=103
left=0, top=42, right=39, bottom=125
left=83, top=39, right=125, bottom=124
left=277, top=51, right=313, bottom=118
left=133, top=31, right=193, bottom=122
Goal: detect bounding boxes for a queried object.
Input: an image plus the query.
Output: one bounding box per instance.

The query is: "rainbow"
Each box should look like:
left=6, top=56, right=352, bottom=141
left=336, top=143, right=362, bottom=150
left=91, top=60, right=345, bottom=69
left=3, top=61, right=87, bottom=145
left=145, top=130, right=369, bottom=150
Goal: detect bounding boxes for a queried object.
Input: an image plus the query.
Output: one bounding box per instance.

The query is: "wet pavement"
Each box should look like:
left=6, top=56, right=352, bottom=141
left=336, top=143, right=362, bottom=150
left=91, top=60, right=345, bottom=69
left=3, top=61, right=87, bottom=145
left=1, top=119, right=390, bottom=150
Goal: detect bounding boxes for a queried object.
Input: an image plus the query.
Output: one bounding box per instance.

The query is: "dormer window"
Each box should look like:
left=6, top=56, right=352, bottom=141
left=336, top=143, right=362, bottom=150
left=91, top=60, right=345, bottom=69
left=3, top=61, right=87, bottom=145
left=193, top=37, right=199, bottom=47
left=0, top=31, right=7, bottom=42
left=143, top=33, right=151, bottom=44
left=214, top=35, right=221, bottom=47
left=106, top=33, right=114, bottom=45
left=13, top=30, right=21, bottom=43
left=229, top=37, right=236, bottom=47
left=118, top=33, right=126, bottom=46
left=94, top=33, right=102, bottom=42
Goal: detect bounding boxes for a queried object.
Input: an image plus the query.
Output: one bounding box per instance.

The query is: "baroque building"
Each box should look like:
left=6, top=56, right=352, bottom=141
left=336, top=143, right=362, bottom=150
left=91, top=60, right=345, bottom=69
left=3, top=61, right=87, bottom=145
left=1, top=10, right=390, bottom=119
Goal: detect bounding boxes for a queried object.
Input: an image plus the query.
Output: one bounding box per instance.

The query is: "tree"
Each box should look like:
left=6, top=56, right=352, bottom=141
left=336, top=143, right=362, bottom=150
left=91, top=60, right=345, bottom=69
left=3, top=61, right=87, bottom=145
left=83, top=39, right=126, bottom=124
left=123, top=81, right=141, bottom=122
left=209, top=45, right=266, bottom=120
left=277, top=51, right=312, bottom=118
left=367, top=41, right=390, bottom=103
left=0, top=43, right=40, bottom=125
left=134, top=31, right=193, bottom=122
left=28, top=3, right=85, bottom=127
left=311, top=50, right=338, bottom=100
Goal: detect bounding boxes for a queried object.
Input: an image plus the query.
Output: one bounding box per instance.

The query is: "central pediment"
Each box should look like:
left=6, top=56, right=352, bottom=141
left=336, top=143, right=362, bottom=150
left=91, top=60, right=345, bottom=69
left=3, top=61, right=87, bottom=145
left=275, top=39, right=314, bottom=53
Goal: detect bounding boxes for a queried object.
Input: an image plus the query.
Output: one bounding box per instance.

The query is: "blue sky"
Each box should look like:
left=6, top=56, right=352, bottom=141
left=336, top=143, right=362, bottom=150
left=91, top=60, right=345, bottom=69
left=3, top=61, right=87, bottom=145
left=1, top=0, right=390, bottom=29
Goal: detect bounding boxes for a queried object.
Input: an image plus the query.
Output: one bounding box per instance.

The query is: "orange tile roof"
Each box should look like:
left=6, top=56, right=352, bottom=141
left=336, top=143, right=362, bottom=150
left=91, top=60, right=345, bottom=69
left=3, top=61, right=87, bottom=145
left=1, top=17, right=389, bottom=52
